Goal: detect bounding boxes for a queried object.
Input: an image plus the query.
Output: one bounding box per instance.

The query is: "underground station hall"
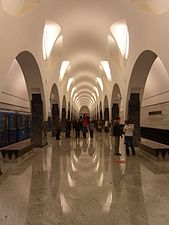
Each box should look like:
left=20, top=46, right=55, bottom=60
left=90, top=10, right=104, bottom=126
left=0, top=1, right=169, bottom=225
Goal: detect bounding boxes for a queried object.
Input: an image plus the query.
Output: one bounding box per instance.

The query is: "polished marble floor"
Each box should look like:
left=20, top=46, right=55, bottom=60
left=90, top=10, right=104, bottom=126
left=0, top=131, right=169, bottom=225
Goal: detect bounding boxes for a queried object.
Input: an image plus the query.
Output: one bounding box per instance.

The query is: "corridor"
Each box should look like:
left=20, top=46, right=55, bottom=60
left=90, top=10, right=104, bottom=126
left=0, top=132, right=169, bottom=225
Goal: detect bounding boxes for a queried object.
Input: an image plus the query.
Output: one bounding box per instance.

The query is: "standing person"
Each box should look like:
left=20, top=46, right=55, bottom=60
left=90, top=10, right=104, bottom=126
left=123, top=120, right=136, bottom=156
left=67, top=119, right=71, bottom=138
left=73, top=120, right=76, bottom=130
left=65, top=119, right=68, bottom=138
left=113, top=116, right=122, bottom=155
left=89, top=120, right=94, bottom=138
left=0, top=166, right=2, bottom=175
left=75, top=119, right=81, bottom=139
left=56, top=118, right=61, bottom=140
left=95, top=120, right=99, bottom=132
left=98, top=120, right=102, bottom=132
left=104, top=120, right=109, bottom=133
left=82, top=117, right=88, bottom=138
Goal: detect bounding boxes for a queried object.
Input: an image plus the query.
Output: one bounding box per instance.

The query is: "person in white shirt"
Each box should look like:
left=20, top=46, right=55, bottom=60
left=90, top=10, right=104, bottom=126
left=123, top=120, right=136, bottom=156
left=104, top=120, right=109, bottom=133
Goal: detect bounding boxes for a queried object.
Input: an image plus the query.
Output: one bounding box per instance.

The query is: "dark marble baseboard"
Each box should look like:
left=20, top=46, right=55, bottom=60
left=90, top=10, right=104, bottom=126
left=141, top=127, right=169, bottom=145
left=138, top=138, right=169, bottom=160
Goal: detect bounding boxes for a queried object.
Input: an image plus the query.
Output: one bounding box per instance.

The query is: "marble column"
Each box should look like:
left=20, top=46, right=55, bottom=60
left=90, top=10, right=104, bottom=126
left=104, top=108, right=109, bottom=121
left=62, top=108, right=66, bottom=131
left=52, top=104, right=59, bottom=137
left=128, top=93, right=141, bottom=145
left=100, top=110, right=103, bottom=120
left=97, top=112, right=99, bottom=120
left=112, top=103, right=119, bottom=122
left=31, top=94, right=47, bottom=147
left=68, top=110, right=70, bottom=120
left=0, top=166, right=2, bottom=175
left=47, top=116, right=51, bottom=132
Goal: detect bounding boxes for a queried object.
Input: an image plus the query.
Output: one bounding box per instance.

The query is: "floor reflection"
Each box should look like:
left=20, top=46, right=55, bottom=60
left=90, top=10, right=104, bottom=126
left=0, top=132, right=169, bottom=225
left=0, top=167, right=32, bottom=225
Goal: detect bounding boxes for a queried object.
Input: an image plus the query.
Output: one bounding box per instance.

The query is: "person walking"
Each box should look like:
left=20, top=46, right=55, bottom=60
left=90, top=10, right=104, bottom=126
left=123, top=120, right=136, bottom=156
left=112, top=116, right=122, bottom=155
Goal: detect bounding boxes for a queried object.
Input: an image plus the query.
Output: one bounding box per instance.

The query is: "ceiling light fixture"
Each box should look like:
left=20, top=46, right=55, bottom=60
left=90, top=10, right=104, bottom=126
left=96, top=77, right=104, bottom=91
left=100, top=61, right=112, bottom=81
left=59, top=61, right=70, bottom=81
left=67, top=77, right=74, bottom=92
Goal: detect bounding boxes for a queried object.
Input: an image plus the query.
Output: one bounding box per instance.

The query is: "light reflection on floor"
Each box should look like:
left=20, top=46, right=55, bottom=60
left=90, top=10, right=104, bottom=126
left=0, top=131, right=169, bottom=225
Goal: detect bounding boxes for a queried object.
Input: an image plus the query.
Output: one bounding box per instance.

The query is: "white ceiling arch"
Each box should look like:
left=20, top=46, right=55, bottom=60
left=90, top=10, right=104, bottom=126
left=73, top=82, right=102, bottom=94
left=131, top=0, right=169, bottom=15
left=77, top=97, right=93, bottom=104
left=78, top=100, right=93, bottom=108
left=71, top=86, right=99, bottom=104
left=74, top=77, right=101, bottom=91
left=1, top=0, right=40, bottom=16
left=66, top=70, right=103, bottom=92
left=75, top=94, right=95, bottom=104
left=76, top=91, right=95, bottom=100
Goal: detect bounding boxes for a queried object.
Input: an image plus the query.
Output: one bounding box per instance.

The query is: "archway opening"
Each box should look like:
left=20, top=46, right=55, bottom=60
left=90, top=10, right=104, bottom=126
left=79, top=106, right=90, bottom=117
left=61, top=96, right=67, bottom=131
left=99, top=101, right=103, bottom=120
left=50, top=84, right=60, bottom=136
left=68, top=102, right=71, bottom=120
left=126, top=50, right=162, bottom=144
left=104, top=95, right=109, bottom=122
left=16, top=51, right=46, bottom=147
left=111, top=83, right=121, bottom=123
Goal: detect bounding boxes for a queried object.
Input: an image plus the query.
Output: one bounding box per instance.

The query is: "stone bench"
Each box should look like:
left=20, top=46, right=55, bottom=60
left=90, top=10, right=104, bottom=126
left=0, top=139, right=34, bottom=161
left=138, top=138, right=169, bottom=160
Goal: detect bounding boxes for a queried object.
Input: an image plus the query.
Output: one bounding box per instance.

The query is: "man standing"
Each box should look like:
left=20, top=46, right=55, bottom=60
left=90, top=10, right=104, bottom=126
left=113, top=116, right=122, bottom=155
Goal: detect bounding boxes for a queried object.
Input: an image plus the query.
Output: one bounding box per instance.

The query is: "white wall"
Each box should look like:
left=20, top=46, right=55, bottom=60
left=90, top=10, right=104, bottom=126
left=1, top=0, right=169, bottom=126
left=0, top=59, right=30, bottom=112
left=141, top=102, right=169, bottom=129
left=142, top=57, right=169, bottom=106
left=141, top=57, right=169, bottom=129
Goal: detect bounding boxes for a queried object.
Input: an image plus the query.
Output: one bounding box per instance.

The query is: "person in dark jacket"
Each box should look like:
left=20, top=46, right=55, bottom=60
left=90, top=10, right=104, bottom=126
left=113, top=116, right=122, bottom=155
left=89, top=120, right=94, bottom=138
left=75, top=119, right=81, bottom=138
left=65, top=119, right=71, bottom=138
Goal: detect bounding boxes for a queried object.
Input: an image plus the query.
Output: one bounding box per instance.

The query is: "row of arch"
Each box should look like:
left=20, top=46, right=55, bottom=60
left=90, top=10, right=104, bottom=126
left=14, top=50, right=162, bottom=117
left=5, top=49, right=167, bottom=146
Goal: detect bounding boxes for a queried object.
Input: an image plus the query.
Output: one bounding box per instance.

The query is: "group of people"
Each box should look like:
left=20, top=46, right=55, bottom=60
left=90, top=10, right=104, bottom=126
left=55, top=118, right=72, bottom=140
left=55, top=118, right=95, bottom=140
left=73, top=119, right=95, bottom=139
left=55, top=116, right=136, bottom=157
left=112, top=116, right=136, bottom=156
left=95, top=120, right=110, bottom=133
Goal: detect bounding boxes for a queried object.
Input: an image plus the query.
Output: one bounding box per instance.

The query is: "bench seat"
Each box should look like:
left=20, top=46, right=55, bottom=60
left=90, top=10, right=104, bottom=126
left=138, top=138, right=169, bottom=160
left=0, top=139, right=34, bottom=160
